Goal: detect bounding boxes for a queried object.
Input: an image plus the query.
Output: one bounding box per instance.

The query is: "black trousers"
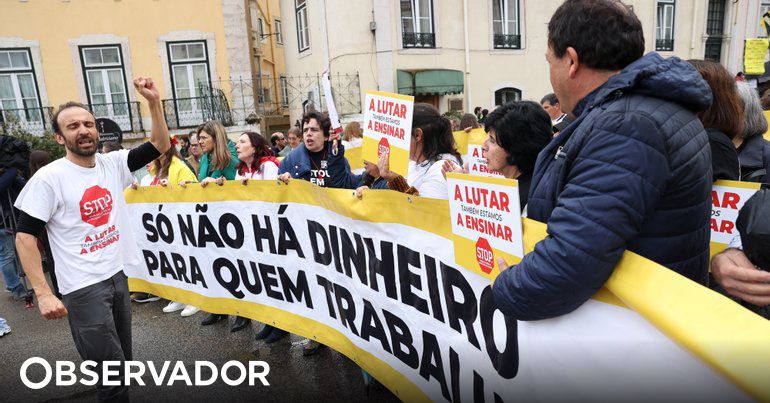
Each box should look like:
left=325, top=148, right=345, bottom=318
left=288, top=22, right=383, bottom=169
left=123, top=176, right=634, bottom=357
left=62, top=271, right=132, bottom=403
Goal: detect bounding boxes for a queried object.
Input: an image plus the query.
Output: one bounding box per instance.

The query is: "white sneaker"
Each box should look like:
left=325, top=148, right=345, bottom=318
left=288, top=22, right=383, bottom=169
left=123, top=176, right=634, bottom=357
left=180, top=305, right=200, bottom=317
left=163, top=301, right=185, bottom=313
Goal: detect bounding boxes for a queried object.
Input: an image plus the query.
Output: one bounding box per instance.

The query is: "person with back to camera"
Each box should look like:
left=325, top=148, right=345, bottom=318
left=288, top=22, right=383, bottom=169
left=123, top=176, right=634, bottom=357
left=492, top=0, right=714, bottom=321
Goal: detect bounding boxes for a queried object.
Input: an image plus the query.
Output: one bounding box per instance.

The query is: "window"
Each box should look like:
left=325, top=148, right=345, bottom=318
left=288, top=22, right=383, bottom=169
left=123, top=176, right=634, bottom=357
left=705, top=0, right=726, bottom=62
left=258, top=18, right=266, bottom=42
left=401, top=0, right=435, bottom=48
left=0, top=48, right=43, bottom=127
left=275, top=19, right=283, bottom=45
left=494, top=87, right=521, bottom=106
left=280, top=75, right=289, bottom=107
left=258, top=75, right=272, bottom=104
left=492, top=0, right=521, bottom=49
left=167, top=41, right=211, bottom=120
left=79, top=45, right=130, bottom=121
left=295, top=0, right=310, bottom=52
left=655, top=0, right=675, bottom=51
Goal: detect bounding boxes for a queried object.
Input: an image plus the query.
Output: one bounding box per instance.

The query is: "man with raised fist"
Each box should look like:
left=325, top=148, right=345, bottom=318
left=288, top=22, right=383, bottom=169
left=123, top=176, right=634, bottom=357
left=14, top=77, right=171, bottom=402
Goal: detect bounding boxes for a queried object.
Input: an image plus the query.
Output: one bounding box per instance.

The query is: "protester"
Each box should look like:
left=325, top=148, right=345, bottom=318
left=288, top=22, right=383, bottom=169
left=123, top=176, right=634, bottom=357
left=541, top=92, right=571, bottom=133
left=342, top=121, right=363, bottom=149
left=178, top=132, right=192, bottom=158
left=270, top=131, right=287, bottom=156
left=443, top=101, right=553, bottom=210
left=711, top=237, right=770, bottom=319
left=140, top=141, right=197, bottom=187
left=734, top=81, right=770, bottom=183
left=459, top=113, right=480, bottom=132
left=100, top=141, right=123, bottom=154
left=234, top=131, right=279, bottom=181
left=492, top=0, right=714, bottom=321
left=687, top=59, right=742, bottom=182
left=374, top=103, right=462, bottom=199
left=286, top=127, right=302, bottom=151
left=29, top=150, right=51, bottom=175
left=195, top=120, right=238, bottom=187
left=0, top=165, right=25, bottom=301
left=474, top=106, right=482, bottom=121
left=278, top=110, right=355, bottom=354
left=191, top=121, right=250, bottom=331
left=14, top=77, right=171, bottom=402
left=186, top=133, right=202, bottom=177
left=449, top=117, right=460, bottom=131
left=478, top=108, right=489, bottom=124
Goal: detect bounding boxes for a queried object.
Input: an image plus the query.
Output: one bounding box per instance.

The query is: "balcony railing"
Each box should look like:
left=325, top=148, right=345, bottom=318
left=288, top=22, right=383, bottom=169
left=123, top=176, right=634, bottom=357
left=655, top=38, right=674, bottom=51
left=0, top=106, right=54, bottom=136
left=493, top=34, right=522, bottom=50
left=163, top=89, right=234, bottom=129
left=88, top=101, right=144, bottom=133
left=403, top=32, right=436, bottom=48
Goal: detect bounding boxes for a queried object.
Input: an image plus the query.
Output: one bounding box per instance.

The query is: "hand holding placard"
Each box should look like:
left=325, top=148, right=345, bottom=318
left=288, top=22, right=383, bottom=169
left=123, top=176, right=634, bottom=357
left=362, top=91, right=414, bottom=177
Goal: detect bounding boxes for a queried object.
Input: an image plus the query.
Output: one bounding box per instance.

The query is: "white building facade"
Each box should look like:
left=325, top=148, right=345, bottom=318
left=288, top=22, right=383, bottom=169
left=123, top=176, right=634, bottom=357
left=278, top=0, right=770, bottom=122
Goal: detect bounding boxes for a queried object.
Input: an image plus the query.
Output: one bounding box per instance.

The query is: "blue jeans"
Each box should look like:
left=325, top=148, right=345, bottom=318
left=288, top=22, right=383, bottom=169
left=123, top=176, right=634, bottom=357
left=0, top=230, right=21, bottom=291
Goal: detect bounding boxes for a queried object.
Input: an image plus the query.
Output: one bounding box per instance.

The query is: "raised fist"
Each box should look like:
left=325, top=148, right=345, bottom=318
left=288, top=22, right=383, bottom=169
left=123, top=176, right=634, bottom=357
left=134, top=76, right=160, bottom=103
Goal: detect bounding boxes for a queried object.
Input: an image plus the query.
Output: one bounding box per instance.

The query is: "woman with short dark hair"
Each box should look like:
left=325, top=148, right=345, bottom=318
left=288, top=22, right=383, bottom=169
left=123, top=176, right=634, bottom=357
left=444, top=101, right=553, bottom=210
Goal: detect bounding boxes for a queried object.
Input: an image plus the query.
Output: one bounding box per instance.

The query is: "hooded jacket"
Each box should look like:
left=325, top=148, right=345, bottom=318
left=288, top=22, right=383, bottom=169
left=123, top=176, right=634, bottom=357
left=493, top=53, right=714, bottom=320
left=278, top=141, right=355, bottom=189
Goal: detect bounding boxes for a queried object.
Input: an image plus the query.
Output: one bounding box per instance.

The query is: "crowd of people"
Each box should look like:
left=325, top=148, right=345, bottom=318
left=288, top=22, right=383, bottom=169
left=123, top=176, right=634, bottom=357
left=1, top=0, right=769, bottom=401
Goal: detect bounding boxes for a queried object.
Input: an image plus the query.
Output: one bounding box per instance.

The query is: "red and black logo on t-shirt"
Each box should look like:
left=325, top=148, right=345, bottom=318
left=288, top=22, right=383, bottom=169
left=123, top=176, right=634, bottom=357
left=80, top=185, right=113, bottom=227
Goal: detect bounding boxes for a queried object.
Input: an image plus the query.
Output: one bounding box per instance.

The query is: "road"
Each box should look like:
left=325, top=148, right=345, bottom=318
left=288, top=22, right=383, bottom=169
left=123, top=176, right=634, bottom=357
left=0, top=279, right=399, bottom=403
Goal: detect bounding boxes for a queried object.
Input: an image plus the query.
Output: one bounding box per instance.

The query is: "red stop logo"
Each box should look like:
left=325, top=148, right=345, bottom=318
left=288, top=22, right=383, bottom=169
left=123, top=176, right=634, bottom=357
left=475, top=237, right=494, bottom=274
left=80, top=185, right=113, bottom=227
left=378, top=137, right=390, bottom=158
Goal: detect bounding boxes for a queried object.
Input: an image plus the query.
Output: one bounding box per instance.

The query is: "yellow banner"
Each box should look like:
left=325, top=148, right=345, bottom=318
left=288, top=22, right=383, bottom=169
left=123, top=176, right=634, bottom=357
left=124, top=182, right=770, bottom=401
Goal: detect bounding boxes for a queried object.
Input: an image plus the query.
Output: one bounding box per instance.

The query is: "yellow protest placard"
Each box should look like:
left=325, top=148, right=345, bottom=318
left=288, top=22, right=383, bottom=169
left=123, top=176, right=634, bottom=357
left=446, top=172, right=523, bottom=279
left=709, top=180, right=761, bottom=259
left=362, top=91, right=414, bottom=177
left=743, top=38, right=768, bottom=76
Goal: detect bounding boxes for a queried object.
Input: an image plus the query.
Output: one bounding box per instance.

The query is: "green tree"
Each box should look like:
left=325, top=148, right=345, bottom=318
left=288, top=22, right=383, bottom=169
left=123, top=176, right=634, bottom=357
left=1, top=115, right=65, bottom=161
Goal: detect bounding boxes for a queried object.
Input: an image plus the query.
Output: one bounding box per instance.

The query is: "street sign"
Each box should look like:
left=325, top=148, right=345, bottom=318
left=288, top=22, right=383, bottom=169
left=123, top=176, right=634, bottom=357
left=96, top=118, right=122, bottom=144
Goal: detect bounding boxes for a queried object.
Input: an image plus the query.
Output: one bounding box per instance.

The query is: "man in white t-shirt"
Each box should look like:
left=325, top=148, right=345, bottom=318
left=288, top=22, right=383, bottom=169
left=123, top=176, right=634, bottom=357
left=14, top=77, right=170, bottom=402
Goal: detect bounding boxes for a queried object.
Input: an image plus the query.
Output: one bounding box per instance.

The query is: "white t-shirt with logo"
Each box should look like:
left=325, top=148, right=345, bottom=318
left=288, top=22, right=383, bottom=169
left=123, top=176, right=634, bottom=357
left=15, top=151, right=140, bottom=295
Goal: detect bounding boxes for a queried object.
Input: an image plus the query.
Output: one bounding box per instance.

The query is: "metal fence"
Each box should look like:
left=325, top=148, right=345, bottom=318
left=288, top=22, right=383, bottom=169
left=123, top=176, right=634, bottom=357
left=218, top=72, right=362, bottom=127
left=0, top=106, right=54, bottom=136
left=88, top=101, right=144, bottom=133
left=163, top=84, right=233, bottom=129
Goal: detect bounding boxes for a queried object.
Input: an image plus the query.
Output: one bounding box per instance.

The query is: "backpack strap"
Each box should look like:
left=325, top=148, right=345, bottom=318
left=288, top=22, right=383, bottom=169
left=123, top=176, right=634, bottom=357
left=744, top=168, right=767, bottom=182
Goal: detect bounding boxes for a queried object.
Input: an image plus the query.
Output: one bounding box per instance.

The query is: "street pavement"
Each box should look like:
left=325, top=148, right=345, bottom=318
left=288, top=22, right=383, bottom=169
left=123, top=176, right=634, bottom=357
left=0, top=279, right=399, bottom=403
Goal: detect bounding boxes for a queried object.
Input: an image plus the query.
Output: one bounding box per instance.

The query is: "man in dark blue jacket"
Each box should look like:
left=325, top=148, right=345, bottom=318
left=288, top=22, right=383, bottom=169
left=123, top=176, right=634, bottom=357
left=493, top=0, right=714, bottom=321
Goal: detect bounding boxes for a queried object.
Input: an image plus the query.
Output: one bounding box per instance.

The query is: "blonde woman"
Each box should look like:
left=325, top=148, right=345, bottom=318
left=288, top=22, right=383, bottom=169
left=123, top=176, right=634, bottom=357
left=196, top=120, right=238, bottom=186
left=190, top=121, right=250, bottom=332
